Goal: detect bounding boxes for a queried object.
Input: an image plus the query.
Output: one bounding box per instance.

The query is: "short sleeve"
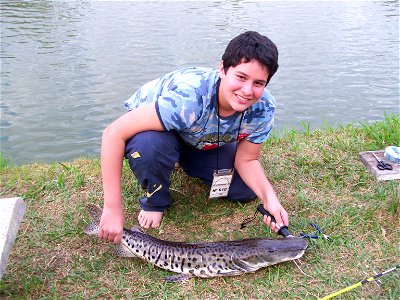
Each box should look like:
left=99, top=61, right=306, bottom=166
left=155, top=83, right=203, bottom=132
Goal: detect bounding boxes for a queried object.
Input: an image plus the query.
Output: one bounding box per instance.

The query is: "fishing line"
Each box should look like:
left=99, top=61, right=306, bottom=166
left=318, top=264, right=399, bottom=300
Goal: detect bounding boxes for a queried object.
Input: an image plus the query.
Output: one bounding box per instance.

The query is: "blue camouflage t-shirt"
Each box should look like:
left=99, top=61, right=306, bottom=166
left=124, top=67, right=275, bottom=150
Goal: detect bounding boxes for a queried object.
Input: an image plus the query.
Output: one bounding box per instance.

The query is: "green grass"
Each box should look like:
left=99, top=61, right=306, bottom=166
left=1, top=114, right=399, bottom=299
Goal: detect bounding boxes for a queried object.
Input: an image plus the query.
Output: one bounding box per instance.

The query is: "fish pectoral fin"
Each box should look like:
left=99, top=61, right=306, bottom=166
left=86, top=204, right=103, bottom=222
left=231, top=253, right=259, bottom=272
left=83, top=222, right=99, bottom=235
left=115, top=244, right=135, bottom=258
left=164, top=273, right=193, bottom=282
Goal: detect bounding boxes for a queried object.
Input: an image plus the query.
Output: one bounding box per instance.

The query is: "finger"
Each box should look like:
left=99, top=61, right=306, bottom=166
left=107, top=233, right=114, bottom=242
left=98, top=228, right=105, bottom=240
left=272, top=222, right=279, bottom=232
left=113, top=232, right=122, bottom=244
left=273, top=214, right=283, bottom=229
left=264, top=216, right=278, bottom=232
left=281, top=210, right=289, bottom=227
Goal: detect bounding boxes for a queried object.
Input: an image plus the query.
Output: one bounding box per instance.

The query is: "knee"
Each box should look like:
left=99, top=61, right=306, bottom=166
left=125, top=132, right=156, bottom=167
left=125, top=131, right=180, bottom=170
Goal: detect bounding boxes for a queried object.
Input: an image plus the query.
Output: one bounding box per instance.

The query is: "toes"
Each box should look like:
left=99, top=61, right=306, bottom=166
left=142, top=217, right=151, bottom=229
left=151, top=220, right=160, bottom=228
left=137, top=210, right=162, bottom=229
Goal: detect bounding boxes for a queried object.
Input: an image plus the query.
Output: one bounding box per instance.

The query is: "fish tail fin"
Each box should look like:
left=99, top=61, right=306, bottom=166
left=83, top=203, right=103, bottom=235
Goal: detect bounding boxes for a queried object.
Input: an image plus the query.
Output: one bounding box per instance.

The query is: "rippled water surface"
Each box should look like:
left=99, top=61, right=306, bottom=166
left=1, top=1, right=399, bottom=164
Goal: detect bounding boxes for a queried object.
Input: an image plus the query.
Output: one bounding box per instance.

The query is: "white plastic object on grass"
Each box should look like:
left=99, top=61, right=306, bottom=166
left=384, top=146, right=400, bottom=164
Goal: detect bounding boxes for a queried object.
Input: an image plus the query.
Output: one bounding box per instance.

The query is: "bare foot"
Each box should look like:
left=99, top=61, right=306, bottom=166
left=138, top=210, right=163, bottom=229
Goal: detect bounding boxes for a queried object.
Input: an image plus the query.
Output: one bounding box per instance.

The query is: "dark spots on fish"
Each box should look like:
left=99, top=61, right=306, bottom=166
left=189, top=270, right=194, bottom=274
left=187, top=263, right=192, bottom=268
left=152, top=255, right=155, bottom=260
left=155, top=250, right=162, bottom=265
left=200, top=270, right=206, bottom=275
left=136, top=249, right=139, bottom=253
left=181, top=258, right=185, bottom=273
left=195, top=265, right=200, bottom=269
left=143, top=250, right=146, bottom=256
left=175, top=263, right=179, bottom=268
left=212, top=262, right=217, bottom=268
left=164, top=262, right=168, bottom=266
left=192, top=257, right=197, bottom=263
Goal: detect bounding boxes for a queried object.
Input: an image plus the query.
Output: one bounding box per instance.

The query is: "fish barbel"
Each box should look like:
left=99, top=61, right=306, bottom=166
left=84, top=204, right=308, bottom=282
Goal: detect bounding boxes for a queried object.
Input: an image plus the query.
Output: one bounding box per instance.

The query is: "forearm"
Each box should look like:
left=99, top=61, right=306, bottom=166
left=101, top=125, right=124, bottom=210
left=234, top=139, right=288, bottom=229
left=235, top=159, right=278, bottom=206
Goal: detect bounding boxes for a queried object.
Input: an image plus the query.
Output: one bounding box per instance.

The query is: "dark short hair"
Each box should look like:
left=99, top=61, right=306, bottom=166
left=222, top=31, right=279, bottom=85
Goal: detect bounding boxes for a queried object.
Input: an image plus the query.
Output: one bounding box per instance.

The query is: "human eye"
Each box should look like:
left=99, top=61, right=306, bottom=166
left=236, top=74, right=246, bottom=81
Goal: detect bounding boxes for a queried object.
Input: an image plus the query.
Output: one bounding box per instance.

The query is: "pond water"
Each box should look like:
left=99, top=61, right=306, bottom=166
left=1, top=0, right=399, bottom=164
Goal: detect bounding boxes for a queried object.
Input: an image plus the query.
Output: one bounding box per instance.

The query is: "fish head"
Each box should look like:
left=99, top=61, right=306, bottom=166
left=258, top=237, right=308, bottom=262
left=231, top=237, right=308, bottom=272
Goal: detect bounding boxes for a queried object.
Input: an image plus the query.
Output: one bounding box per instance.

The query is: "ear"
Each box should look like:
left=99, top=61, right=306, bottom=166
left=218, top=60, right=225, bottom=77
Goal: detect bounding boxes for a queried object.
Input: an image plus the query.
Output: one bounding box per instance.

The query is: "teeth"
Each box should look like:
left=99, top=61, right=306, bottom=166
left=236, top=94, right=249, bottom=102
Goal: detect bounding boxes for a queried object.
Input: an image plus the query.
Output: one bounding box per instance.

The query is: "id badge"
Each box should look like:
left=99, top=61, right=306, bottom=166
left=209, top=168, right=234, bottom=198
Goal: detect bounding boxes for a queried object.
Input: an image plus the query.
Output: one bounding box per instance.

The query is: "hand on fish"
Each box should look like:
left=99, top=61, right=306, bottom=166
left=98, top=205, right=124, bottom=243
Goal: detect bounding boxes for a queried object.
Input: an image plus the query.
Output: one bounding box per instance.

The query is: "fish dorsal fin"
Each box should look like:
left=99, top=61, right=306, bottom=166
left=129, top=226, right=146, bottom=234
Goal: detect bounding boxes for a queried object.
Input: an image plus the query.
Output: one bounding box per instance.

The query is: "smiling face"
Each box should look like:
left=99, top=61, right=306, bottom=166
left=218, top=59, right=269, bottom=117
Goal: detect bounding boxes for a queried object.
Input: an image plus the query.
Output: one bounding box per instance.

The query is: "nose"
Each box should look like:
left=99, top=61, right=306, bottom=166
left=241, top=83, right=253, bottom=96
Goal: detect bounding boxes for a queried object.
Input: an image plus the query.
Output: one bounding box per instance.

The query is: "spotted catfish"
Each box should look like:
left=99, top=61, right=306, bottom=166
left=84, top=204, right=307, bottom=282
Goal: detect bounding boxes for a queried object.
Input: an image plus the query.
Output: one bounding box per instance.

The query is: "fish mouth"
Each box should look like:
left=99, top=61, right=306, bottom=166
left=291, top=248, right=307, bottom=260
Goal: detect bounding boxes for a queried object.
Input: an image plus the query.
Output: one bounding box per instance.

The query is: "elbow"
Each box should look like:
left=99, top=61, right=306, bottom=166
left=234, top=156, right=258, bottom=170
left=102, top=125, right=112, bottom=143
left=102, top=122, right=122, bottom=145
left=102, top=124, right=112, bottom=138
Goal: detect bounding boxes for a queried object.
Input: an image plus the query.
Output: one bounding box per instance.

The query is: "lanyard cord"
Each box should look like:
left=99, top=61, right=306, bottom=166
left=216, top=97, right=245, bottom=171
